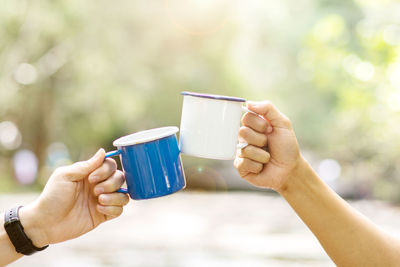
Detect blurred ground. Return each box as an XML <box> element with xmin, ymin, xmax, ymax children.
<box><xmin>3</xmin><ymin>191</ymin><xmax>400</xmax><ymax>267</ymax></box>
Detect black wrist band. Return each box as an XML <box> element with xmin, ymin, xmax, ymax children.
<box><xmin>4</xmin><ymin>206</ymin><xmax>49</xmax><ymax>255</ymax></box>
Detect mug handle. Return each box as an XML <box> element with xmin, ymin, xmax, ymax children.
<box><xmin>105</xmin><ymin>150</ymin><xmax>129</xmax><ymax>194</ymax></box>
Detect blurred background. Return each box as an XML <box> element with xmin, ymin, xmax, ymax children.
<box><xmin>2</xmin><ymin>0</ymin><xmax>400</xmax><ymax>266</ymax></box>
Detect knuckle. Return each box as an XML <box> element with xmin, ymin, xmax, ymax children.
<box><xmin>242</xmin><ymin>158</ymin><xmax>253</xmax><ymax>170</ymax></box>
<box><xmin>258</xmin><ymin>119</ymin><xmax>269</xmax><ymax>132</ymax></box>
<box><xmin>115</xmin><ymin>171</ymin><xmax>125</xmax><ymax>185</ymax></box>
<box><xmin>234</xmin><ymin>158</ymin><xmax>246</xmax><ymax>176</ymax></box>
<box><xmin>98</xmin><ymin>195</ymin><xmax>107</xmax><ymax>205</ymax></box>
<box><xmin>238</xmin><ymin>126</ymin><xmax>249</xmax><ymax>138</ymax></box>
<box><xmin>241</xmin><ymin>114</ymin><xmax>247</xmax><ymax>125</ymax></box>
<box><xmin>241</xmin><ymin>145</ymin><xmax>251</xmax><ymax>154</ymax></box>
<box><xmin>260</xmin><ymin>151</ymin><xmax>270</xmax><ymax>164</ymax></box>
<box><xmin>239</xmin><ymin>171</ymin><xmax>248</xmax><ymax>178</ymax></box>
<box><xmin>54</xmin><ymin>166</ymin><xmax>66</xmax><ymax>176</ymax></box>
<box><xmin>262</xmin><ymin>100</ymin><xmax>273</xmax><ymax>109</ymax></box>
<box><xmin>282</xmin><ymin>116</ymin><xmax>291</xmax><ymax>126</ymax></box>
<box><xmin>241</xmin><ymin>113</ymin><xmax>253</xmax><ymax>125</ymax></box>
<box><xmin>243</xmin><ymin>113</ymin><xmax>267</xmax><ymax>133</ymax></box>
<box><xmin>254</xmin><ymin>162</ymin><xmax>263</xmax><ymax>173</ymax></box>
<box><xmin>240</xmin><ymin>147</ymin><xmax>249</xmax><ymax>158</ymax></box>
<box><xmin>105</xmin><ymin>158</ymin><xmax>118</xmax><ymax>171</ymax></box>
<box><xmin>104</xmin><ymin>170</ymin><xmax>118</xmax><ymax>181</ymax></box>
<box><xmin>245</xmin><ymin>159</ymin><xmax>262</xmax><ymax>173</ymax></box>
<box><xmin>102</xmin><ymin>173</ymin><xmax>124</xmax><ymax>192</ymax></box>
<box><xmin>243</xmin><ymin>146</ymin><xmax>269</xmax><ymax>164</ymax></box>
<box><xmin>242</xmin><ymin>145</ymin><xmax>254</xmax><ymax>158</ymax></box>
<box><xmin>236</xmin><ymin>148</ymin><xmax>245</xmax><ymax>158</ymax></box>
<box><xmin>116</xmin><ymin>170</ymin><xmax>125</xmax><ymax>179</ymax></box>
<box><xmin>265</xmin><ymin>151</ymin><xmax>271</xmax><ymax>161</ymax></box>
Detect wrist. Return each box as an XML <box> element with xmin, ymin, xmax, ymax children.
<box><xmin>277</xmin><ymin>155</ymin><xmax>314</xmax><ymax>195</ymax></box>
<box><xmin>18</xmin><ymin>204</ymin><xmax>49</xmax><ymax>248</ymax></box>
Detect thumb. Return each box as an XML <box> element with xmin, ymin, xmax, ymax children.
<box><xmin>63</xmin><ymin>148</ymin><xmax>105</xmax><ymax>182</ymax></box>
<box><xmin>247</xmin><ymin>101</ymin><xmax>292</xmax><ymax>129</ymax></box>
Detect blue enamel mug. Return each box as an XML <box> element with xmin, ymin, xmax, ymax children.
<box><xmin>105</xmin><ymin>126</ymin><xmax>186</xmax><ymax>200</ymax></box>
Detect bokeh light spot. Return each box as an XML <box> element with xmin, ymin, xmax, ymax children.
<box><xmin>0</xmin><ymin>121</ymin><xmax>22</xmax><ymax>150</ymax></box>
<box><xmin>318</xmin><ymin>159</ymin><xmax>341</xmax><ymax>184</ymax></box>
<box><xmin>354</xmin><ymin>61</ymin><xmax>374</xmax><ymax>82</ymax></box>
<box><xmin>13</xmin><ymin>149</ymin><xmax>38</xmax><ymax>185</ymax></box>
<box><xmin>46</xmin><ymin>142</ymin><xmax>71</xmax><ymax>169</ymax></box>
<box><xmin>383</xmin><ymin>24</ymin><xmax>400</xmax><ymax>46</ymax></box>
<box><xmin>13</xmin><ymin>63</ymin><xmax>38</xmax><ymax>85</ymax></box>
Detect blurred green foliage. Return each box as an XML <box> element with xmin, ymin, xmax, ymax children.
<box><xmin>1</xmin><ymin>0</ymin><xmax>400</xmax><ymax>201</ymax></box>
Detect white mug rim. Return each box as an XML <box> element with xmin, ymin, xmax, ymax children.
<box><xmin>181</xmin><ymin>91</ymin><xmax>246</xmax><ymax>103</ymax></box>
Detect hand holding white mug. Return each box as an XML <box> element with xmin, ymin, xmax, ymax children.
<box><xmin>234</xmin><ymin>101</ymin><xmax>301</xmax><ymax>192</ymax></box>
<box><xmin>179</xmin><ymin>92</ymin><xmax>268</xmax><ymax>160</ymax></box>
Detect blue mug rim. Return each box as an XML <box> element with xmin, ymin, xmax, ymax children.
<box><xmin>113</xmin><ymin>126</ymin><xmax>179</xmax><ymax>147</ymax></box>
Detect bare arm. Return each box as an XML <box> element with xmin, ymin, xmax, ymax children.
<box><xmin>0</xmin><ymin>213</ymin><xmax>23</xmax><ymax>265</ymax></box>
<box><xmin>234</xmin><ymin>101</ymin><xmax>400</xmax><ymax>266</ymax></box>
<box><xmin>0</xmin><ymin>206</ymin><xmax>45</xmax><ymax>266</ymax></box>
<box><xmin>281</xmin><ymin>157</ymin><xmax>400</xmax><ymax>266</ymax></box>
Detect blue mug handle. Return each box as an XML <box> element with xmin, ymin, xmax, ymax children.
<box><xmin>105</xmin><ymin>150</ymin><xmax>129</xmax><ymax>194</ymax></box>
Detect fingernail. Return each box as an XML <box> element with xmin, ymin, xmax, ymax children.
<box><xmin>267</xmin><ymin>126</ymin><xmax>273</xmax><ymax>133</ymax></box>
<box><xmin>95</xmin><ymin>187</ymin><xmax>104</xmax><ymax>196</ymax></box>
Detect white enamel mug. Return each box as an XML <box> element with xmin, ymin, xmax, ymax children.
<box><xmin>179</xmin><ymin>91</ymin><xmax>257</xmax><ymax>160</ymax></box>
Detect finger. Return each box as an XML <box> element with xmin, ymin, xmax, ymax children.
<box><xmin>241</xmin><ymin>113</ymin><xmax>270</xmax><ymax>133</ymax></box>
<box><xmin>234</xmin><ymin>157</ymin><xmax>263</xmax><ymax>177</ymax></box>
<box><xmin>238</xmin><ymin>145</ymin><xmax>270</xmax><ymax>164</ymax></box>
<box><xmin>238</xmin><ymin>126</ymin><xmax>268</xmax><ymax>147</ymax></box>
<box><xmin>96</xmin><ymin>204</ymin><xmax>123</xmax><ymax>217</ymax></box>
<box><xmin>59</xmin><ymin>149</ymin><xmax>105</xmax><ymax>182</ymax></box>
<box><xmin>94</xmin><ymin>170</ymin><xmax>125</xmax><ymax>196</ymax></box>
<box><xmin>247</xmin><ymin>101</ymin><xmax>291</xmax><ymax>129</ymax></box>
<box><xmin>98</xmin><ymin>193</ymin><xmax>130</xmax><ymax>206</ymax></box>
<box><xmin>88</xmin><ymin>158</ymin><xmax>118</xmax><ymax>184</ymax></box>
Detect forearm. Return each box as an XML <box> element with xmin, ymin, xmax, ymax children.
<box><xmin>280</xmin><ymin>157</ymin><xmax>400</xmax><ymax>267</ymax></box>
<box><xmin>0</xmin><ymin>212</ymin><xmax>23</xmax><ymax>266</ymax></box>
